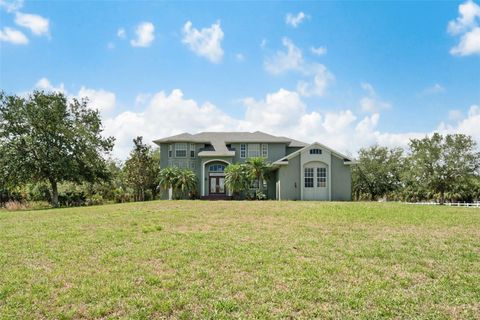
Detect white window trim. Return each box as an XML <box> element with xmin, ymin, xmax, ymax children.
<box><xmin>261</xmin><ymin>143</ymin><xmax>268</xmax><ymax>158</ymax></box>
<box><xmin>175</xmin><ymin>143</ymin><xmax>188</xmax><ymax>158</ymax></box>
<box><xmin>240</xmin><ymin>144</ymin><xmax>246</xmax><ymax>158</ymax></box>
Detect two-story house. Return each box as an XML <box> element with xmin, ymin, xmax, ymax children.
<box><xmin>153</xmin><ymin>131</ymin><xmax>354</xmax><ymax>200</ymax></box>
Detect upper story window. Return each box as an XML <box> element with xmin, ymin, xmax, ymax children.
<box><xmin>261</xmin><ymin>144</ymin><xmax>268</xmax><ymax>158</ymax></box>
<box><xmin>240</xmin><ymin>144</ymin><xmax>246</xmax><ymax>158</ymax></box>
<box><xmin>310</xmin><ymin>148</ymin><xmax>322</xmax><ymax>155</ymax></box>
<box><xmin>190</xmin><ymin>143</ymin><xmax>195</xmax><ymax>158</ymax></box>
<box><xmin>168</xmin><ymin>145</ymin><xmax>172</xmax><ymax>158</ymax></box>
<box><xmin>175</xmin><ymin>143</ymin><xmax>187</xmax><ymax>157</ymax></box>
<box><xmin>248</xmin><ymin>143</ymin><xmax>261</xmax><ymax>157</ymax></box>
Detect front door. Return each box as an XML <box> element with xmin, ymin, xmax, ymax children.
<box><xmin>209</xmin><ymin>176</ymin><xmax>226</xmax><ymax>194</ymax></box>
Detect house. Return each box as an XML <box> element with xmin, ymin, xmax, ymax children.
<box><xmin>153</xmin><ymin>131</ymin><xmax>355</xmax><ymax>200</ymax></box>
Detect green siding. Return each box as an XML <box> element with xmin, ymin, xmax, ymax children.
<box><xmin>278</xmin><ymin>156</ymin><xmax>301</xmax><ymax>200</ymax></box>
<box><xmin>331</xmin><ymin>156</ymin><xmax>352</xmax><ymax>201</ymax></box>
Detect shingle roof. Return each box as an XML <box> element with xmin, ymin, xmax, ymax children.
<box><xmin>153</xmin><ymin>131</ymin><xmax>308</xmax><ymax>148</ymax></box>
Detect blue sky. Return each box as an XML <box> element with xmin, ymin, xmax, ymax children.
<box><xmin>1</xmin><ymin>0</ymin><xmax>479</xmax><ymax>159</ymax></box>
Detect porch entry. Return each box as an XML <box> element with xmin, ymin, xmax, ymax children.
<box><xmin>209</xmin><ymin>173</ymin><xmax>226</xmax><ymax>194</ymax></box>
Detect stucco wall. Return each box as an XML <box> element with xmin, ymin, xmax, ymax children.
<box><xmin>278</xmin><ymin>156</ymin><xmax>301</xmax><ymax>200</ymax></box>
<box><xmin>331</xmin><ymin>156</ymin><xmax>352</xmax><ymax>201</ymax></box>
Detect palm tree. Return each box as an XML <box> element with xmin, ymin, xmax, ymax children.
<box><xmin>175</xmin><ymin>169</ymin><xmax>197</xmax><ymax>199</ymax></box>
<box><xmin>225</xmin><ymin>164</ymin><xmax>250</xmax><ymax>199</ymax></box>
<box><xmin>159</xmin><ymin>167</ymin><xmax>180</xmax><ymax>200</ymax></box>
<box><xmin>245</xmin><ymin>157</ymin><xmax>270</xmax><ymax>193</ymax></box>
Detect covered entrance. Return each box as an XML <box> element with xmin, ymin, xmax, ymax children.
<box><xmin>201</xmin><ymin>160</ymin><xmax>231</xmax><ymax>199</ymax></box>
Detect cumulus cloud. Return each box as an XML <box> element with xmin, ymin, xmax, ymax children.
<box><xmin>130</xmin><ymin>22</ymin><xmax>155</xmax><ymax>47</ymax></box>
<box><xmin>182</xmin><ymin>20</ymin><xmax>224</xmax><ymax>63</ymax></box>
<box><xmin>14</xmin><ymin>12</ymin><xmax>49</xmax><ymax>36</ymax></box>
<box><xmin>264</xmin><ymin>37</ymin><xmax>304</xmax><ymax>74</ymax></box>
<box><xmin>359</xmin><ymin>82</ymin><xmax>391</xmax><ymax>113</ymax></box>
<box><xmin>77</xmin><ymin>87</ymin><xmax>116</xmax><ymax>115</ymax></box>
<box><xmin>448</xmin><ymin>0</ymin><xmax>480</xmax><ymax>56</ymax></box>
<box><xmin>285</xmin><ymin>12</ymin><xmax>308</xmax><ymax>28</ymax></box>
<box><xmin>0</xmin><ymin>26</ymin><xmax>28</xmax><ymax>44</ymax></box>
<box><xmin>265</xmin><ymin>38</ymin><xmax>334</xmax><ymax>97</ymax></box>
<box><xmin>34</xmin><ymin>78</ymin><xmax>116</xmax><ymax>116</ymax></box>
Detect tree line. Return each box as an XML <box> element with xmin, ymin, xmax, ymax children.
<box><xmin>353</xmin><ymin>134</ymin><xmax>480</xmax><ymax>203</ymax></box>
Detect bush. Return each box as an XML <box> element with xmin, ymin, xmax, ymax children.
<box><xmin>4</xmin><ymin>200</ymin><xmax>28</xmax><ymax>211</ymax></box>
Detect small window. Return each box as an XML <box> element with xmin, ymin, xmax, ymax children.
<box><xmin>310</xmin><ymin>149</ymin><xmax>322</xmax><ymax>155</ymax></box>
<box><xmin>261</xmin><ymin>144</ymin><xmax>268</xmax><ymax>158</ymax></box>
<box><xmin>304</xmin><ymin>168</ymin><xmax>314</xmax><ymax>188</ymax></box>
<box><xmin>317</xmin><ymin>167</ymin><xmax>327</xmax><ymax>187</ymax></box>
<box><xmin>240</xmin><ymin>144</ymin><xmax>246</xmax><ymax>158</ymax></box>
<box><xmin>168</xmin><ymin>145</ymin><xmax>172</xmax><ymax>158</ymax></box>
<box><xmin>190</xmin><ymin>143</ymin><xmax>195</xmax><ymax>158</ymax></box>
<box><xmin>209</xmin><ymin>164</ymin><xmax>225</xmax><ymax>172</ymax></box>
<box><xmin>175</xmin><ymin>143</ymin><xmax>187</xmax><ymax>157</ymax></box>
<box><xmin>248</xmin><ymin>144</ymin><xmax>261</xmax><ymax>157</ymax></box>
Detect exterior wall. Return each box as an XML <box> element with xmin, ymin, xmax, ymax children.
<box><xmin>286</xmin><ymin>146</ymin><xmax>303</xmax><ymax>156</ymax></box>
<box><xmin>231</xmin><ymin>143</ymin><xmax>287</xmax><ymax>163</ymax></box>
<box><xmin>278</xmin><ymin>156</ymin><xmax>301</xmax><ymax>200</ymax></box>
<box><xmin>331</xmin><ymin>156</ymin><xmax>352</xmax><ymax>201</ymax></box>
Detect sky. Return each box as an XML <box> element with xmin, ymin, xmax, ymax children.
<box><xmin>1</xmin><ymin>0</ymin><xmax>479</xmax><ymax>159</ymax></box>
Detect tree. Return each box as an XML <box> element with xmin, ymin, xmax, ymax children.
<box><xmin>408</xmin><ymin>133</ymin><xmax>480</xmax><ymax>204</ymax></box>
<box><xmin>175</xmin><ymin>169</ymin><xmax>197</xmax><ymax>199</ymax></box>
<box><xmin>225</xmin><ymin>163</ymin><xmax>250</xmax><ymax>199</ymax></box>
<box><xmin>0</xmin><ymin>91</ymin><xmax>114</xmax><ymax>206</ymax></box>
<box><xmin>245</xmin><ymin>157</ymin><xmax>270</xmax><ymax>193</ymax></box>
<box><xmin>352</xmin><ymin>145</ymin><xmax>404</xmax><ymax>200</ymax></box>
<box><xmin>123</xmin><ymin>136</ymin><xmax>160</xmax><ymax>201</ymax></box>
<box><xmin>159</xmin><ymin>167</ymin><xmax>180</xmax><ymax>200</ymax></box>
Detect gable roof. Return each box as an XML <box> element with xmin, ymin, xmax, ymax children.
<box><xmin>153</xmin><ymin>131</ymin><xmax>308</xmax><ymax>148</ymax></box>
<box><xmin>272</xmin><ymin>142</ymin><xmax>355</xmax><ymax>166</ymax></box>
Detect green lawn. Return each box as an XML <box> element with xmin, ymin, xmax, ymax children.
<box><xmin>0</xmin><ymin>201</ymin><xmax>479</xmax><ymax>319</ymax></box>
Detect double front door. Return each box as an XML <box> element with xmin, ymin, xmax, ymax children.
<box><xmin>209</xmin><ymin>175</ymin><xmax>225</xmax><ymax>194</ymax></box>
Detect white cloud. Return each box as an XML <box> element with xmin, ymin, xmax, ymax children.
<box><xmin>117</xmin><ymin>27</ymin><xmax>126</xmax><ymax>39</ymax></box>
<box><xmin>438</xmin><ymin>105</ymin><xmax>480</xmax><ymax>139</ymax></box>
<box><xmin>285</xmin><ymin>12</ymin><xmax>308</xmax><ymax>28</ymax></box>
<box><xmin>0</xmin><ymin>0</ymin><xmax>23</xmax><ymax>13</ymax></box>
<box><xmin>264</xmin><ymin>37</ymin><xmax>304</xmax><ymax>74</ymax></box>
<box><xmin>260</xmin><ymin>38</ymin><xmax>267</xmax><ymax>49</ymax></box>
<box><xmin>34</xmin><ymin>78</ymin><xmax>115</xmax><ymax>115</ymax></box>
<box><xmin>448</xmin><ymin>0</ymin><xmax>480</xmax><ymax>56</ymax></box>
<box><xmin>297</xmin><ymin>64</ymin><xmax>334</xmax><ymax>97</ymax></box>
<box><xmin>77</xmin><ymin>87</ymin><xmax>116</xmax><ymax>115</ymax></box>
<box><xmin>0</xmin><ymin>26</ymin><xmax>28</xmax><ymax>44</ymax></box>
<box><xmin>311</xmin><ymin>46</ymin><xmax>327</xmax><ymax>56</ymax></box>
<box><xmin>450</xmin><ymin>26</ymin><xmax>480</xmax><ymax>56</ymax></box>
<box><xmin>130</xmin><ymin>22</ymin><xmax>155</xmax><ymax>47</ymax></box>
<box><xmin>181</xmin><ymin>20</ymin><xmax>224</xmax><ymax>63</ymax></box>
<box><xmin>421</xmin><ymin>83</ymin><xmax>445</xmax><ymax>95</ymax></box>
<box><xmin>35</xmin><ymin>78</ymin><xmax>65</xmax><ymax>93</ymax></box>
<box><xmin>14</xmin><ymin>12</ymin><xmax>49</xmax><ymax>36</ymax></box>
<box><xmin>359</xmin><ymin>82</ymin><xmax>391</xmax><ymax>113</ymax></box>
<box><xmin>264</xmin><ymin>38</ymin><xmax>334</xmax><ymax>97</ymax></box>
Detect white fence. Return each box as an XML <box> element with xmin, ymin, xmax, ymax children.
<box><xmin>405</xmin><ymin>201</ymin><xmax>480</xmax><ymax>208</ymax></box>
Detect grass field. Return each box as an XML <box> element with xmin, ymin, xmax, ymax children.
<box><xmin>0</xmin><ymin>201</ymin><xmax>479</xmax><ymax>319</ymax></box>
